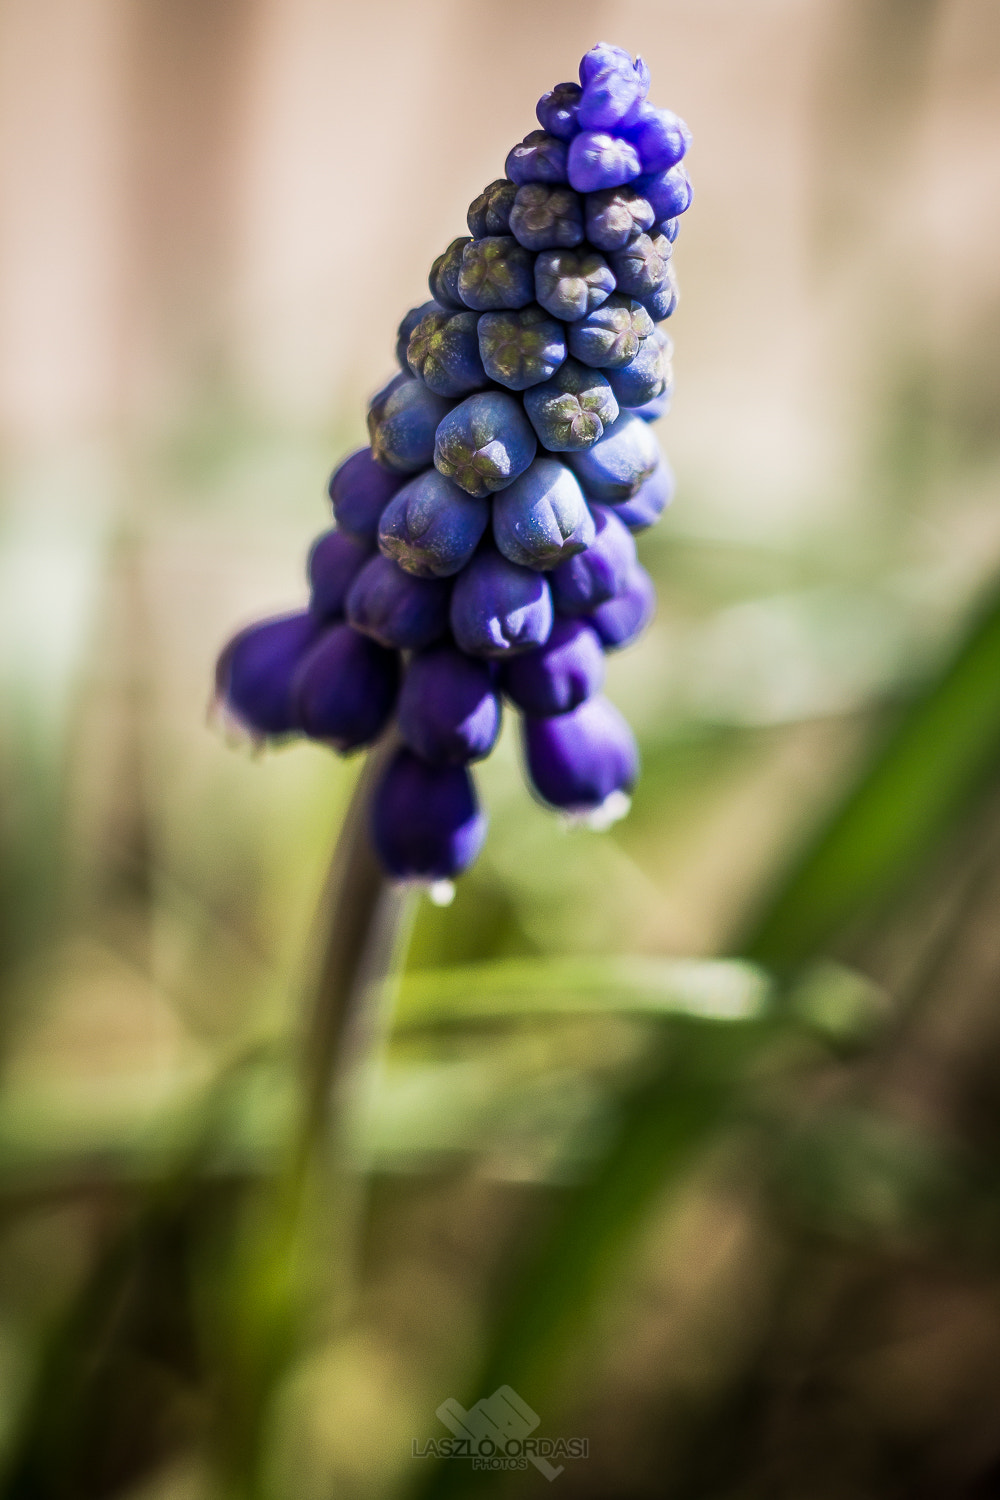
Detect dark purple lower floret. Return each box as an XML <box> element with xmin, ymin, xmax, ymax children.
<box><xmin>450</xmin><ymin>546</ymin><xmax>554</xmax><ymax>657</ymax></box>
<box><xmin>584</xmin><ymin>186</ymin><xmax>655</xmax><ymax>252</ymax></box>
<box><xmin>407</xmin><ymin>308</ymin><xmax>489</xmax><ymax>397</ymax></box>
<box><xmin>477</xmin><ymin>306</ymin><xmax>566</xmax><ymax>391</ymax></box>
<box><xmin>458</xmin><ymin>236</ymin><xmax>535</xmax><ymax>312</ymax></box>
<box><xmin>567</xmin><ymin>409</ymin><xmax>660</xmax><ymax>500</ymax></box>
<box><xmin>397</xmin><ymin>301</ymin><xmax>442</xmax><ymax>370</ymax></box>
<box><xmin>307</xmin><ymin>529</ymin><xmax>373</xmax><ymax>620</ymax></box>
<box><xmin>398</xmin><ymin>644</ymin><xmax>502</xmax><ymax>764</ymax></box>
<box><xmin>328</xmin><ymin>445</ymin><xmax>406</xmax><ymax>544</ymax></box>
<box><xmin>640</xmin><ymin>267</ymin><xmax>678</xmax><ymax>322</ymax></box>
<box><xmin>608</xmin><ymin>232</ymin><xmax>672</xmax><ymax>301</ymax></box>
<box><xmin>467</xmin><ymin>179</ymin><xmax>518</xmax><ymax>238</ymax></box>
<box><xmin>522</xmin><ymin>695</ymin><xmax>639</xmax><ymax>813</ymax></box>
<box><xmin>429</xmin><ymin>236</ymin><xmax>472</xmax><ymax>309</ymax></box>
<box><xmin>378</xmin><ymin>468</ymin><xmax>489</xmax><ymax>578</ymax></box>
<box><xmin>533</xmin><ymin>248</ymin><xmax>615</xmax><ymax>323</ymax></box>
<box><xmin>371</xmin><ymin>748</ymin><xmax>487</xmax><ymax>880</ymax></box>
<box><xmin>500</xmin><ymin>617</ymin><xmax>605</xmax><ymax>716</ymax></box>
<box><xmin>605</xmin><ymin>335</ymin><xmax>667</xmax><ymax>409</ymax></box>
<box><xmin>492</xmin><ymin>457</ymin><xmax>594</xmax><ymax>570</ymax></box>
<box><xmin>368</xmin><ymin>374</ymin><xmax>453</xmax><ymax>474</ymax></box>
<box><xmin>586</xmin><ymin>564</ymin><xmax>656</xmax><ymax>649</ymax></box>
<box><xmin>433</xmin><ymin>390</ymin><xmax>537</xmax><ymax>498</ymax></box>
<box><xmin>522</xmin><ymin>358</ymin><xmax>619</xmax><ymax>452</ymax></box>
<box><xmin>215</xmin><ymin>610</ymin><xmax>321</xmax><ymax>739</ymax></box>
<box><xmin>549</xmin><ymin>502</ymin><xmax>636</xmax><ymax>614</ymax></box>
<box><xmin>292</xmin><ymin>624</ymin><xmax>399</xmax><ymax>751</ymax></box>
<box><xmin>346</xmin><ymin>553</ymin><xmax>451</xmax><ymax>649</ymax></box>
<box><xmin>509</xmin><ymin>184</ymin><xmax>584</xmax><ymax>251</ymax></box>
<box><xmin>611</xmin><ymin>459</ymin><xmax>675</xmax><ymax>531</ymax></box>
<box><xmin>506</xmin><ymin>130</ymin><xmax>568</xmax><ymax>186</ymax></box>
<box><xmin>566</xmin><ymin>294</ymin><xmax>654</xmax><ymax>369</ymax></box>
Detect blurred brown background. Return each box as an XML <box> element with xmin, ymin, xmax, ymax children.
<box><xmin>1</xmin><ymin>2</ymin><xmax>1000</xmax><ymax>1497</ymax></box>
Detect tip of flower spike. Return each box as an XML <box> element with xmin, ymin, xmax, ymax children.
<box><xmin>559</xmin><ymin>789</ymin><xmax>632</xmax><ymax>831</ymax></box>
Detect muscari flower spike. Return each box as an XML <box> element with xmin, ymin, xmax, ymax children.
<box><xmin>213</xmin><ymin>43</ymin><xmax>691</xmax><ymax>892</ymax></box>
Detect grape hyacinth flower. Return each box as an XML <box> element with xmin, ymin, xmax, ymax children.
<box><xmin>214</xmin><ymin>41</ymin><xmax>692</xmax><ymax>885</ymax></box>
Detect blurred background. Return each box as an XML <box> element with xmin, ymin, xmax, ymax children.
<box><xmin>1</xmin><ymin>1</ymin><xmax>1000</xmax><ymax>1496</ymax></box>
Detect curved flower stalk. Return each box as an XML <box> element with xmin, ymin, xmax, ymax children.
<box><xmin>214</xmin><ymin>42</ymin><xmax>692</xmax><ymax>889</ymax></box>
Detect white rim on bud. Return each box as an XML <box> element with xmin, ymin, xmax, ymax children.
<box><xmin>558</xmin><ymin>788</ymin><xmax>632</xmax><ymax>831</ymax></box>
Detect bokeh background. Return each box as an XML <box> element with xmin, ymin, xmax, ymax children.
<box><xmin>2</xmin><ymin>2</ymin><xmax>1000</xmax><ymax>1497</ymax></box>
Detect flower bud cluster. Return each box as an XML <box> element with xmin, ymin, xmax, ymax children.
<box><xmin>214</xmin><ymin>44</ymin><xmax>691</xmax><ymax>885</ymax></box>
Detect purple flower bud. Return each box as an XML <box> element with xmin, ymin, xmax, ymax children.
<box><xmin>565</xmin><ymin>293</ymin><xmax>654</xmax><ymax>370</ymax></box>
<box><xmin>639</xmin><ymin>266</ymin><xmax>679</xmax><ymax>322</ymax></box>
<box><xmin>429</xmin><ymin>236</ymin><xmax>472</xmax><ymax>309</ymax></box>
<box><xmin>605</xmin><ymin>334</ymin><xmax>668</xmax><ymax>409</ymax></box>
<box><xmin>477</xmin><ymin>306</ymin><xmax>566</xmax><ymax>391</ymax></box>
<box><xmin>406</xmin><ymin>308</ymin><xmax>489</xmax><ymax>397</ymax></box>
<box><xmin>398</xmin><ymin>644</ymin><xmax>501</xmax><ymax>764</ymax></box>
<box><xmin>371</xmin><ymin>748</ymin><xmax>487</xmax><ymax>880</ymax></box>
<box><xmin>523</xmin><ymin>358</ymin><xmax>619</xmax><ymax>452</ymax></box>
<box><xmin>579</xmin><ymin>43</ymin><xmax>635</xmax><ymax>87</ymax></box>
<box><xmin>536</xmin><ymin>81</ymin><xmax>582</xmax><ymax>141</ymax></box>
<box><xmin>307</xmin><ymin>528</ymin><xmax>373</xmax><ymax>620</ymax></box>
<box><xmin>628</xmin><ymin>104</ymin><xmax>691</xmax><ymax>174</ymax></box>
<box><xmin>458</xmin><ymin>236</ymin><xmax>535</xmax><ymax>312</ymax></box>
<box><xmin>492</xmin><ymin>457</ymin><xmax>595</xmax><ymax>571</ymax></box>
<box><xmin>397</xmin><ymin>300</ymin><xmax>442</xmax><ymax>370</ymax></box>
<box><xmin>608</xmin><ymin>232</ymin><xmax>672</xmax><ymax>301</ymax></box>
<box><xmin>214</xmin><ymin>611</ymin><xmax>321</xmax><ymax>740</ymax></box>
<box><xmin>639</xmin><ymin>163</ymin><xmax>693</xmax><ymax>221</ymax></box>
<box><xmin>450</xmin><ymin>546</ymin><xmax>554</xmax><ymax>657</ymax></box>
<box><xmin>292</xmin><ymin>624</ymin><xmax>400</xmax><ymax>751</ymax></box>
<box><xmin>607</xmin><ymin>458</ymin><xmax>675</xmax><ymax>532</ymax></box>
<box><xmin>467</xmin><ymin>179</ymin><xmax>518</xmax><ymax>238</ymax></box>
<box><xmin>583</xmin><ymin>186</ymin><xmax>655</xmax><ymax>252</ymax></box>
<box><xmin>567</xmin><ymin>131</ymin><xmax>642</xmax><ymax>194</ymax></box>
<box><xmin>368</xmin><ymin>374</ymin><xmax>453</xmax><ymax>474</ymax></box>
<box><xmin>567</xmin><ymin>409</ymin><xmax>660</xmax><ymax>500</ymax></box>
<box><xmin>578</xmin><ymin>59</ymin><xmax>645</xmax><ymax>131</ymax></box>
<box><xmin>549</xmin><ymin>502</ymin><xmax>636</xmax><ymax>614</ymax></box>
<box><xmin>500</xmin><ymin>617</ymin><xmax>605</xmax><ymax>716</ymax></box>
<box><xmin>631</xmin><ymin>387</ymin><xmax>671</xmax><ymax>422</ymax></box>
<box><xmin>658</xmin><ymin>216</ymin><xmax>680</xmax><ymax>243</ymax></box>
<box><xmin>346</xmin><ymin>553</ymin><xmax>450</xmax><ymax>649</ymax></box>
<box><xmin>328</xmin><ymin>445</ymin><xmax>407</xmax><ymax>543</ymax></box>
<box><xmin>534</xmin><ymin>247</ymin><xmax>615</xmax><ymax>323</ymax></box>
<box><xmin>509</xmin><ymin>184</ymin><xmax>584</xmax><ymax>252</ymax></box>
<box><xmin>378</xmin><ymin>468</ymin><xmax>489</xmax><ymax>578</ymax></box>
<box><xmin>434</xmin><ymin>391</ymin><xmax>537</xmax><ymax>498</ymax></box>
<box><xmin>586</xmin><ymin>563</ymin><xmax>656</xmax><ymax>649</ymax></box>
<box><xmin>522</xmin><ymin>695</ymin><xmax>639</xmax><ymax>813</ymax></box>
<box><xmin>505</xmin><ymin>130</ymin><xmax>568</xmax><ymax>186</ymax></box>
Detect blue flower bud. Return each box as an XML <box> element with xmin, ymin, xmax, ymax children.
<box><xmin>549</xmin><ymin>502</ymin><xmax>636</xmax><ymax>613</ymax></box>
<box><xmin>630</xmin><ymin>387</ymin><xmax>671</xmax><ymax>422</ymax></box>
<box><xmin>533</xmin><ymin>247</ymin><xmax>615</xmax><ymax>322</ymax></box>
<box><xmin>215</xmin><ymin>611</ymin><xmax>321</xmax><ymax>740</ymax></box>
<box><xmin>458</xmin><ymin>236</ymin><xmax>535</xmax><ymax>311</ymax></box>
<box><xmin>638</xmin><ymin>266</ymin><xmax>679</xmax><ymax>322</ymax></box>
<box><xmin>492</xmin><ymin>457</ymin><xmax>595</xmax><ymax>570</ymax></box>
<box><xmin>346</xmin><ymin>553</ymin><xmax>451</xmax><ymax>649</ymax></box>
<box><xmin>328</xmin><ymin>445</ymin><xmax>406</xmax><ymax>543</ymax></box>
<box><xmin>406</xmin><ymin>308</ymin><xmax>489</xmax><ymax>397</ymax></box>
<box><xmin>583</xmin><ymin>187</ymin><xmax>655</xmax><ymax>252</ymax></box>
<box><xmin>640</xmin><ymin>163</ymin><xmax>693</xmax><ymax>221</ymax></box>
<box><xmin>467</xmin><ymin>179</ymin><xmax>518</xmax><ymax>238</ymax></box>
<box><xmin>398</xmin><ymin>644</ymin><xmax>501</xmax><ymax>764</ymax></box>
<box><xmin>605</xmin><ymin>333</ymin><xmax>667</xmax><ymax>409</ymax></box>
<box><xmin>450</xmin><ymin>546</ymin><xmax>554</xmax><ymax>657</ymax></box>
<box><xmin>586</xmin><ymin>563</ymin><xmax>656</xmax><ymax>648</ymax></box>
<box><xmin>429</xmin><ymin>236</ymin><xmax>472</xmax><ymax>309</ymax></box>
<box><xmin>500</xmin><ymin>617</ymin><xmax>604</xmax><ymax>716</ymax></box>
<box><xmin>368</xmin><ymin>374</ymin><xmax>453</xmax><ymax>474</ymax></box>
<box><xmin>522</xmin><ymin>694</ymin><xmax>638</xmax><ymax>813</ymax></box>
<box><xmin>509</xmin><ymin>184</ymin><xmax>584</xmax><ymax>252</ymax></box>
<box><xmin>434</xmin><ymin>391</ymin><xmax>537</xmax><ymax>497</ymax></box>
<box><xmin>606</xmin><ymin>458</ymin><xmax>674</xmax><ymax>532</ymax></box>
<box><xmin>578</xmin><ymin>59</ymin><xmax>645</xmax><ymax>131</ymax></box>
<box><xmin>566</xmin><ymin>294</ymin><xmax>654</xmax><ymax>369</ymax></box>
<box><xmin>608</xmin><ymin>232</ymin><xmax>672</xmax><ymax>301</ymax></box>
<box><xmin>567</xmin><ymin>409</ymin><xmax>660</xmax><ymax>501</ymax></box>
<box><xmin>505</xmin><ymin>130</ymin><xmax>568</xmax><ymax>186</ymax></box>
<box><xmin>522</xmin><ymin>358</ymin><xmax>619</xmax><ymax>452</ymax></box>
<box><xmin>579</xmin><ymin>43</ymin><xmax>635</xmax><ymax>87</ymax></box>
<box><xmin>658</xmin><ymin>216</ymin><xmax>680</xmax><ymax>243</ymax></box>
<box><xmin>371</xmin><ymin>748</ymin><xmax>487</xmax><ymax>880</ymax></box>
<box><xmin>627</xmin><ymin>104</ymin><xmax>691</xmax><ymax>175</ymax></box>
<box><xmin>308</xmin><ymin>528</ymin><xmax>373</xmax><ymax>620</ymax></box>
<box><xmin>477</xmin><ymin>306</ymin><xmax>566</xmax><ymax>391</ymax></box>
<box><xmin>567</xmin><ymin>131</ymin><xmax>642</xmax><ymax>194</ymax></box>
<box><xmin>378</xmin><ymin>468</ymin><xmax>489</xmax><ymax>578</ymax></box>
<box><xmin>292</xmin><ymin>624</ymin><xmax>400</xmax><ymax>750</ymax></box>
<box><xmin>397</xmin><ymin>300</ymin><xmax>442</xmax><ymax>370</ymax></box>
<box><xmin>536</xmin><ymin>81</ymin><xmax>582</xmax><ymax>141</ymax></box>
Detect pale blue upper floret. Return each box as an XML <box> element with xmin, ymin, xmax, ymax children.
<box><xmin>378</xmin><ymin>468</ymin><xmax>489</xmax><ymax>578</ymax></box>
<box><xmin>491</xmin><ymin>457</ymin><xmax>595</xmax><ymax>571</ymax></box>
<box><xmin>433</xmin><ymin>390</ymin><xmax>537</xmax><ymax>497</ymax></box>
